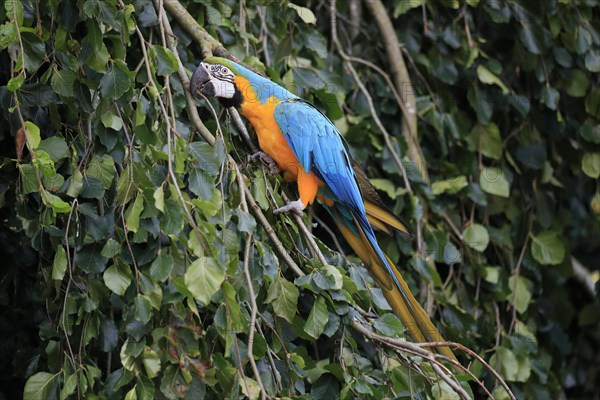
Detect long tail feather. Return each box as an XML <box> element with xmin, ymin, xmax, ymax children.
<box><xmin>332</xmin><ymin>209</ymin><xmax>456</xmax><ymax>360</ymax></box>
<box><xmin>364</xmin><ymin>200</ymin><xmax>410</xmax><ymax>237</ymax></box>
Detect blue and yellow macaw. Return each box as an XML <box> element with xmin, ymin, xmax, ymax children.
<box><xmin>191</xmin><ymin>57</ymin><xmax>454</xmax><ymax>359</ymax></box>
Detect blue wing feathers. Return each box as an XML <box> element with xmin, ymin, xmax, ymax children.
<box><xmin>274</xmin><ymin>100</ymin><xmax>364</xmax><ymax>214</ymax></box>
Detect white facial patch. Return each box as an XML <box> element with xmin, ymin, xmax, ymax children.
<box><xmin>201</xmin><ymin>62</ymin><xmax>236</xmax><ymax>99</ymax></box>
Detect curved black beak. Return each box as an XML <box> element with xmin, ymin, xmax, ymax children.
<box><xmin>190</xmin><ymin>63</ymin><xmax>215</xmax><ymax>97</ymax></box>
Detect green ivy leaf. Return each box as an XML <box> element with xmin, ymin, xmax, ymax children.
<box><xmin>491</xmin><ymin>347</ymin><xmax>531</xmax><ymax>382</ymax></box>
<box><xmin>60</xmin><ymin>372</ymin><xmax>78</xmax><ymax>400</ymax></box>
<box><xmin>519</xmin><ymin>25</ymin><xmax>542</xmax><ymax>55</ymax></box>
<box><xmin>191</xmin><ymin>188</ymin><xmax>222</xmax><ymax>217</ymax></box>
<box><xmin>154</xmin><ymin>45</ymin><xmax>178</xmax><ymax>76</ymax></box>
<box><xmin>52</xmin><ymin>246</ymin><xmax>67</xmax><ymax>281</ymax></box>
<box><xmin>75</xmin><ymin>245</ymin><xmax>108</xmax><ymax>274</ymax></box>
<box><xmin>508</xmin><ymin>275</ymin><xmax>533</xmax><ymax>314</ymax></box>
<box><xmin>266</xmin><ymin>276</ymin><xmax>299</xmax><ymax>323</ymax></box>
<box><xmin>124</xmin><ymin>194</ymin><xmax>144</xmax><ymax>233</ymax></box>
<box><xmin>134</xmin><ymin>295</ymin><xmax>153</xmax><ymax>324</ymax></box>
<box><xmin>432</xmin><ymin>176</ymin><xmax>468</xmax><ymax>195</ymax></box>
<box><xmin>564</xmin><ymin>69</ymin><xmax>589</xmax><ymax>97</ymax></box>
<box><xmin>582</xmin><ymin>152</ymin><xmax>600</xmax><ymax>178</ymax></box>
<box><xmin>0</xmin><ymin>22</ymin><xmax>18</xmax><ymax>50</ymax></box>
<box><xmin>373</xmin><ymin>314</ymin><xmax>404</xmax><ymax>336</ymax></box>
<box><xmin>312</xmin><ymin>266</ymin><xmax>343</xmax><ymax>291</ymax></box>
<box><xmin>66</xmin><ymin>169</ymin><xmax>84</xmax><ymax>197</ymax></box>
<box><xmin>472</xmin><ymin>122</ymin><xmax>503</xmax><ymax>160</ymax></box>
<box><xmin>19</xmin><ymin>164</ymin><xmax>39</xmax><ymax>194</ymax></box>
<box><xmin>38</xmin><ymin>137</ymin><xmax>69</xmax><ymax>162</ymax></box>
<box><xmin>41</xmin><ymin>190</ymin><xmax>71</xmax><ymax>213</ymax></box>
<box><xmin>531</xmin><ymin>231</ymin><xmax>565</xmax><ymax>265</ymax></box>
<box><xmin>43</xmin><ymin>173</ymin><xmax>64</xmax><ymax>192</ymax></box>
<box><xmin>34</xmin><ymin>150</ymin><xmax>56</xmax><ymax>178</ymax></box>
<box><xmin>479</xmin><ymin>167</ymin><xmax>510</xmax><ymax>198</ymax></box>
<box><xmin>304</xmin><ymin>297</ymin><xmax>328</xmax><ymax>339</ymax></box>
<box><xmin>25</xmin><ymin>121</ymin><xmax>41</xmax><ymax>150</ymax></box>
<box><xmin>101</xmin><ymin>110</ymin><xmax>123</xmax><ymax>131</ymax></box>
<box><xmin>149</xmin><ymin>251</ymin><xmax>173</xmax><ymax>282</ymax></box>
<box><xmin>187</xmin><ymin>141</ymin><xmax>225</xmax><ymax>176</ymax></box>
<box><xmin>101</xmin><ymin>238</ymin><xmax>121</xmax><ymax>258</ymax></box>
<box><xmin>153</xmin><ymin>186</ymin><xmax>164</xmax><ymax>213</ymax></box>
<box><xmin>236</xmin><ymin>209</ymin><xmax>256</xmax><ymax>234</ymax></box>
<box><xmin>585</xmin><ymin>87</ymin><xmax>600</xmax><ymax>119</ymax></box>
<box><xmin>184</xmin><ymin>257</ymin><xmax>226</xmax><ymax>305</ymax></box>
<box><xmin>476</xmin><ymin>65</ymin><xmax>509</xmax><ymax>94</ymax></box>
<box><xmin>51</xmin><ymin>69</ymin><xmax>77</xmax><ymax>97</ymax></box>
<box><xmin>541</xmin><ymin>86</ymin><xmax>560</xmax><ymax>110</ymax></box>
<box><xmin>288</xmin><ymin>3</ymin><xmax>316</xmax><ymax>24</ymax></box>
<box><xmin>103</xmin><ymin>263</ymin><xmax>132</xmax><ymax>296</ymax></box>
<box><xmin>370</xmin><ymin>178</ymin><xmax>405</xmax><ymax>199</ymax></box>
<box><xmin>100</xmin><ymin>66</ymin><xmax>131</xmax><ymax>100</ymax></box>
<box><xmin>321</xmin><ymin>265</ymin><xmax>343</xmax><ymax>290</ymax></box>
<box><xmin>86</xmin><ymin>154</ymin><xmax>115</xmax><ymax>189</ymax></box>
<box><xmin>23</xmin><ymin>372</ymin><xmax>56</xmax><ymax>400</ymax></box>
<box><xmin>585</xmin><ymin>51</ymin><xmax>600</xmax><ymax>72</ymax></box>
<box><xmin>142</xmin><ymin>347</ymin><xmax>161</xmax><ymax>378</ymax></box>
<box><xmin>463</xmin><ymin>223</ymin><xmax>490</xmax><ymax>252</ymax></box>
<box><xmin>21</xmin><ymin>32</ymin><xmax>45</xmax><ymax>72</ymax></box>
<box><xmin>83</xmin><ymin>0</ymin><xmax>123</xmax><ymax>31</ymax></box>
<box><xmin>7</xmin><ymin>74</ymin><xmax>24</xmax><ymax>92</ymax></box>
<box><xmin>222</xmin><ymin>281</ymin><xmax>245</xmax><ymax>333</ymax></box>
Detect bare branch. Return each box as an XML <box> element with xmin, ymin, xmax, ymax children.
<box><xmin>362</xmin><ymin>0</ymin><xmax>428</xmax><ymax>183</ymax></box>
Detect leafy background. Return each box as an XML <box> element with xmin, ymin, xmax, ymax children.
<box><xmin>1</xmin><ymin>0</ymin><xmax>599</xmax><ymax>399</ymax></box>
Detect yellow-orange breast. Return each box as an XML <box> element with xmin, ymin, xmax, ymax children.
<box><xmin>235</xmin><ymin>76</ymin><xmax>322</xmax><ymax>206</ymax></box>
<box><xmin>235</xmin><ymin>76</ymin><xmax>301</xmax><ymax>181</ymax></box>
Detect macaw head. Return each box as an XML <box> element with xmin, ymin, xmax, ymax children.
<box><xmin>190</xmin><ymin>56</ymin><xmax>244</xmax><ymax>108</ymax></box>
<box><xmin>190</xmin><ymin>56</ymin><xmax>297</xmax><ymax>107</ymax></box>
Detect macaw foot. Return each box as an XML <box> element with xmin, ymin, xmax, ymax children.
<box><xmin>273</xmin><ymin>199</ymin><xmax>306</xmax><ymax>215</ymax></box>
<box><xmin>249</xmin><ymin>151</ymin><xmax>281</xmax><ymax>175</ymax></box>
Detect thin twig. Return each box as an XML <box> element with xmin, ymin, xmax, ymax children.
<box><xmin>571</xmin><ymin>256</ymin><xmax>596</xmax><ymax>297</ymax></box>
<box><xmin>313</xmin><ymin>214</ymin><xmax>346</xmax><ymax>256</ymax></box>
<box><xmin>353</xmin><ymin>319</ymin><xmax>517</xmax><ymax>400</ymax></box>
<box><xmin>330</xmin><ymin>0</ymin><xmax>412</xmax><ymax>193</ymax></box>
<box><xmin>420</xmin><ymin>341</ymin><xmax>516</xmax><ymax>400</ymax></box>
<box><xmin>244</xmin><ymin>180</ymin><xmax>305</xmax><ymax>277</ymax></box>
<box><xmin>346</xmin><ymin>55</ymin><xmax>415</xmax><ymax>140</ymax></box>
<box><xmin>242</xmin><ymin>234</ymin><xmax>267</xmax><ymax>400</ymax></box>
<box><xmin>362</xmin><ymin>0</ymin><xmax>428</xmax><ymax>182</ymax></box>
<box><xmin>280</xmin><ymin>192</ymin><xmax>328</xmax><ymax>266</ymax></box>
<box><xmin>61</xmin><ymin>200</ymin><xmax>79</xmax><ymax>374</ymax></box>
<box><xmin>351</xmin><ymin>319</ymin><xmax>470</xmax><ymax>399</ymax></box>
<box><xmin>442</xmin><ymin>213</ymin><xmax>463</xmax><ymax>240</ymax></box>
<box><xmin>257</xmin><ymin>6</ymin><xmax>271</xmax><ymax>67</ymax></box>
<box><xmin>229</xmin><ymin>107</ymin><xmax>259</xmax><ymax>152</ymax></box>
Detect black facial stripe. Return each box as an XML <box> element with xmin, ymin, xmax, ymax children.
<box><xmin>218</xmin><ymin>83</ymin><xmax>243</xmax><ymax>108</ymax></box>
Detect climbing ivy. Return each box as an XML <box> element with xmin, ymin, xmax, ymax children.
<box><xmin>0</xmin><ymin>0</ymin><xmax>598</xmax><ymax>399</ymax></box>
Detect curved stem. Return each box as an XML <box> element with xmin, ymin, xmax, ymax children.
<box><xmin>362</xmin><ymin>0</ymin><xmax>428</xmax><ymax>183</ymax></box>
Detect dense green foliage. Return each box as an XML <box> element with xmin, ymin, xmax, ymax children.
<box><xmin>1</xmin><ymin>0</ymin><xmax>599</xmax><ymax>399</ymax></box>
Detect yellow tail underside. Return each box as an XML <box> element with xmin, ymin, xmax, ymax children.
<box><xmin>335</xmin><ymin>213</ymin><xmax>456</xmax><ymax>360</ymax></box>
